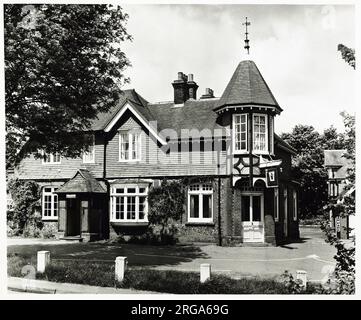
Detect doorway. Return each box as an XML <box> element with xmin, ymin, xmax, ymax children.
<box><xmin>241</xmin><ymin>193</ymin><xmax>264</xmax><ymax>242</ymax></box>
<box><xmin>66</xmin><ymin>198</ymin><xmax>81</xmax><ymax>237</ymax></box>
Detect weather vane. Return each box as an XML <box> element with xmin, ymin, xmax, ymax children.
<box><xmin>242</xmin><ymin>17</ymin><xmax>251</xmax><ymax>54</ymax></box>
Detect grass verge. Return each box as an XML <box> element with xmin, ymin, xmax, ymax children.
<box><xmin>8</xmin><ymin>254</ymin><xmax>322</xmax><ymax>294</ymax></box>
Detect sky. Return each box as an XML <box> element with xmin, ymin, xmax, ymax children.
<box><xmin>119</xmin><ymin>4</ymin><xmax>355</xmax><ymax>135</ymax></box>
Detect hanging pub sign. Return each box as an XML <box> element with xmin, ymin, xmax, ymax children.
<box><xmin>266</xmin><ymin>168</ymin><xmax>278</xmax><ymax>188</ymax></box>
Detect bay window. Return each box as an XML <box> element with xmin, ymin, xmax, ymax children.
<box><xmin>188</xmin><ymin>183</ymin><xmax>213</xmax><ymax>223</ymax></box>
<box><xmin>110</xmin><ymin>185</ymin><xmax>148</xmax><ymax>222</ymax></box>
<box><xmin>42</xmin><ymin>187</ymin><xmax>58</xmax><ymax>220</ymax></box>
<box><xmin>119</xmin><ymin>130</ymin><xmax>141</xmax><ymax>161</ymax></box>
<box><xmin>253</xmin><ymin>114</ymin><xmax>268</xmax><ymax>153</ymax></box>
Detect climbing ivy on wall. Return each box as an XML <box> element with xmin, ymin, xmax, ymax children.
<box><xmin>7</xmin><ymin>178</ymin><xmax>41</xmax><ymax>235</ymax></box>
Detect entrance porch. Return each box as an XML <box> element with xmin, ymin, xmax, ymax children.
<box><xmin>55</xmin><ymin>169</ymin><xmax>108</xmax><ymax>242</ymax></box>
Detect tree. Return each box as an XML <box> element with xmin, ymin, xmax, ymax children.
<box><xmin>338</xmin><ymin>44</ymin><xmax>355</xmax><ymax>69</ymax></box>
<box><xmin>5</xmin><ymin>4</ymin><xmax>132</xmax><ymax>168</ymax></box>
<box><xmin>281</xmin><ymin>124</ymin><xmax>346</xmax><ymax>219</ymax></box>
<box><xmin>281</xmin><ymin>125</ymin><xmax>327</xmax><ymax>218</ymax></box>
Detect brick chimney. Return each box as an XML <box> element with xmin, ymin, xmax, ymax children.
<box><xmin>200</xmin><ymin>88</ymin><xmax>215</xmax><ymax>99</ymax></box>
<box><xmin>187</xmin><ymin>73</ymin><xmax>198</xmax><ymax>100</ymax></box>
<box><xmin>172</xmin><ymin>72</ymin><xmax>189</xmax><ymax>104</ymax></box>
<box><xmin>172</xmin><ymin>72</ymin><xmax>199</xmax><ymax>104</ymax></box>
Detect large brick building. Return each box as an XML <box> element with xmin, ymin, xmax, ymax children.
<box><xmin>13</xmin><ymin>59</ymin><xmax>300</xmax><ymax>245</ymax></box>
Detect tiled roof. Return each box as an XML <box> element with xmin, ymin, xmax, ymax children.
<box><xmin>148</xmin><ymin>98</ymin><xmax>225</xmax><ymax>135</ymax></box>
<box><xmin>215</xmin><ymin>60</ymin><xmax>281</xmax><ymax>111</ymax></box>
<box><xmin>324</xmin><ymin>150</ymin><xmax>349</xmax><ymax>167</ymax></box>
<box><xmin>55</xmin><ymin>169</ymin><xmax>107</xmax><ymax>193</ymax></box>
<box><xmin>86</xmin><ymin>61</ymin><xmax>293</xmax><ymax>153</ymax></box>
<box><xmin>89</xmin><ymin>89</ymin><xmax>152</xmax><ymax>131</ymax></box>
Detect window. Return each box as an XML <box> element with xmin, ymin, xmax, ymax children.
<box><xmin>110</xmin><ymin>185</ymin><xmax>148</xmax><ymax>222</ymax></box>
<box><xmin>329</xmin><ymin>181</ymin><xmax>339</xmax><ymax>197</ymax></box>
<box><xmin>119</xmin><ymin>130</ymin><xmax>141</xmax><ymax>161</ymax></box>
<box><xmin>83</xmin><ymin>135</ymin><xmax>95</xmax><ymax>163</ymax></box>
<box><xmin>293</xmin><ymin>190</ymin><xmax>297</xmax><ymax>221</ymax></box>
<box><xmin>43</xmin><ymin>152</ymin><xmax>61</xmax><ymax>164</ymax></box>
<box><xmin>274</xmin><ymin>187</ymin><xmax>279</xmax><ymax>222</ymax></box>
<box><xmin>188</xmin><ymin>183</ymin><xmax>213</xmax><ymax>223</ymax></box>
<box><xmin>233</xmin><ymin>114</ymin><xmax>248</xmax><ymax>153</ymax></box>
<box><xmin>42</xmin><ymin>187</ymin><xmax>58</xmax><ymax>220</ymax></box>
<box><xmin>328</xmin><ymin>168</ymin><xmax>338</xmax><ymax>179</ymax></box>
<box><xmin>253</xmin><ymin>114</ymin><xmax>268</xmax><ymax>153</ymax></box>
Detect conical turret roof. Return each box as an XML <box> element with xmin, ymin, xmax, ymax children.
<box><xmin>214</xmin><ymin>60</ymin><xmax>282</xmax><ymax>112</ymax></box>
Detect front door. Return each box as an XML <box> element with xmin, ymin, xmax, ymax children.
<box><xmin>66</xmin><ymin>198</ymin><xmax>81</xmax><ymax>237</ymax></box>
<box><xmin>241</xmin><ymin>194</ymin><xmax>264</xmax><ymax>242</ymax></box>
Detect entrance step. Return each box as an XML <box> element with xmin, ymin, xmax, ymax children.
<box><xmin>59</xmin><ymin>236</ymin><xmax>83</xmax><ymax>242</ymax></box>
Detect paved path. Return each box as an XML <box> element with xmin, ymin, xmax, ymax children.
<box><xmin>8</xmin><ymin>277</ymin><xmax>160</xmax><ymax>294</ymax></box>
<box><xmin>8</xmin><ymin>226</ymin><xmax>337</xmax><ymax>282</ymax></box>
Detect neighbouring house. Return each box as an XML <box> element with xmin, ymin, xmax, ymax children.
<box><xmin>324</xmin><ymin>150</ymin><xmax>355</xmax><ymax>239</ymax></box>
<box><xmin>12</xmin><ymin>59</ymin><xmax>300</xmax><ymax>245</ymax></box>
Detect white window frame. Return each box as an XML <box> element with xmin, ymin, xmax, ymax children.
<box><xmin>269</xmin><ymin>116</ymin><xmax>274</xmax><ymax>155</ymax></box>
<box><xmin>110</xmin><ymin>185</ymin><xmax>148</xmax><ymax>222</ymax></box>
<box><xmin>293</xmin><ymin>189</ymin><xmax>297</xmax><ymax>221</ymax></box>
<box><xmin>188</xmin><ymin>183</ymin><xmax>213</xmax><ymax>223</ymax></box>
<box><xmin>274</xmin><ymin>187</ymin><xmax>279</xmax><ymax>222</ymax></box>
<box><xmin>42</xmin><ymin>187</ymin><xmax>58</xmax><ymax>220</ymax></box>
<box><xmin>118</xmin><ymin>130</ymin><xmax>141</xmax><ymax>162</ymax></box>
<box><xmin>42</xmin><ymin>151</ymin><xmax>61</xmax><ymax>164</ymax></box>
<box><xmin>232</xmin><ymin>114</ymin><xmax>248</xmax><ymax>154</ymax></box>
<box><xmin>253</xmin><ymin>113</ymin><xmax>268</xmax><ymax>154</ymax></box>
<box><xmin>83</xmin><ymin>135</ymin><xmax>95</xmax><ymax>163</ymax></box>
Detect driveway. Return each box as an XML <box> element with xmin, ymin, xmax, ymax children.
<box><xmin>8</xmin><ymin>226</ymin><xmax>336</xmax><ymax>282</ymax></box>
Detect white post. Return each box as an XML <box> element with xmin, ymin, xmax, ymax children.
<box><xmin>200</xmin><ymin>263</ymin><xmax>211</xmax><ymax>283</ymax></box>
<box><xmin>296</xmin><ymin>270</ymin><xmax>307</xmax><ymax>289</ymax></box>
<box><xmin>115</xmin><ymin>256</ymin><xmax>127</xmax><ymax>283</ymax></box>
<box><xmin>37</xmin><ymin>251</ymin><xmax>50</xmax><ymax>273</ymax></box>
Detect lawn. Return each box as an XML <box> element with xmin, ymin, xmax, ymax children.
<box><xmin>8</xmin><ymin>254</ymin><xmax>322</xmax><ymax>294</ymax></box>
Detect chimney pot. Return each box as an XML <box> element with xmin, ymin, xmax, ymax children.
<box><xmin>177</xmin><ymin>72</ymin><xmax>184</xmax><ymax>81</ymax></box>
<box><xmin>188</xmin><ymin>74</ymin><xmax>194</xmax><ymax>82</ymax></box>
<box><xmin>200</xmin><ymin>88</ymin><xmax>215</xmax><ymax>99</ymax></box>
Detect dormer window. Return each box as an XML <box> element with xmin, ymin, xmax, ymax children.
<box><xmin>233</xmin><ymin>114</ymin><xmax>248</xmax><ymax>153</ymax></box>
<box><xmin>253</xmin><ymin>114</ymin><xmax>268</xmax><ymax>153</ymax></box>
<box><xmin>42</xmin><ymin>151</ymin><xmax>61</xmax><ymax>164</ymax></box>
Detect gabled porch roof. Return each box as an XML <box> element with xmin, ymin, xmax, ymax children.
<box><xmin>55</xmin><ymin>169</ymin><xmax>107</xmax><ymax>194</ymax></box>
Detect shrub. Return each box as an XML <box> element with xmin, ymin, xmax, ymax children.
<box><xmin>41</xmin><ymin>223</ymin><xmax>58</xmax><ymax>239</ymax></box>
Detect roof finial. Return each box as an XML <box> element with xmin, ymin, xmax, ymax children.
<box><xmin>242</xmin><ymin>17</ymin><xmax>251</xmax><ymax>55</ymax></box>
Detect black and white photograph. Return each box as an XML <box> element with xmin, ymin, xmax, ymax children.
<box><xmin>2</xmin><ymin>0</ymin><xmax>357</xmax><ymax>300</ymax></box>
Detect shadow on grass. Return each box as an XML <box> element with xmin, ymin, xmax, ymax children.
<box><xmin>7</xmin><ymin>242</ymin><xmax>208</xmax><ymax>268</ymax></box>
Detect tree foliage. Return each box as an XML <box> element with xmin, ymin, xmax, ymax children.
<box><xmin>5</xmin><ymin>4</ymin><xmax>132</xmax><ymax>168</ymax></box>
<box><xmin>147</xmin><ymin>180</ymin><xmax>185</xmax><ymax>244</ymax></box>
<box><xmin>338</xmin><ymin>44</ymin><xmax>355</xmax><ymax>69</ymax></box>
<box><xmin>281</xmin><ymin>124</ymin><xmax>344</xmax><ymax>218</ymax></box>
